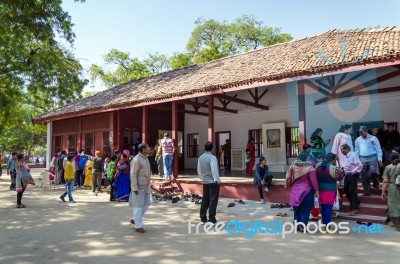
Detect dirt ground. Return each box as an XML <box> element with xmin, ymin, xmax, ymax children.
<box><xmin>0</xmin><ymin>168</ymin><xmax>399</xmax><ymax>264</ymax></box>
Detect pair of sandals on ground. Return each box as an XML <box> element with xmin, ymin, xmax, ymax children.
<box><xmin>227</xmin><ymin>199</ymin><xmax>245</xmax><ymax>207</ymax></box>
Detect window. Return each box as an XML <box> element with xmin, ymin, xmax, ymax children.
<box><xmin>54</xmin><ymin>136</ymin><xmax>62</xmax><ymax>154</ymax></box>
<box><xmin>67</xmin><ymin>134</ymin><xmax>76</xmax><ymax>153</ymax></box>
<box><xmin>248</xmin><ymin>129</ymin><xmax>263</xmax><ymax>157</ymax></box>
<box><xmin>187</xmin><ymin>133</ymin><xmax>199</xmax><ymax>158</ymax></box>
<box><xmin>286</xmin><ymin>127</ymin><xmax>300</xmax><ymax>157</ymax></box>
<box><xmin>103</xmin><ymin>131</ymin><xmax>111</xmax><ymax>158</ymax></box>
<box><xmin>85</xmin><ymin>133</ymin><xmax>94</xmax><ymax>155</ymax></box>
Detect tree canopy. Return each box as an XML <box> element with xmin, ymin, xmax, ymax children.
<box><xmin>0</xmin><ymin>0</ymin><xmax>87</xmax><ymax>153</ymax></box>
<box><xmin>90</xmin><ymin>15</ymin><xmax>292</xmax><ymax>87</ymax></box>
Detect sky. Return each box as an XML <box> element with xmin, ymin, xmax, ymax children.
<box><xmin>61</xmin><ymin>0</ymin><xmax>400</xmax><ymax>91</ymax></box>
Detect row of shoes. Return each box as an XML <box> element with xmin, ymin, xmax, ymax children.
<box><xmin>270</xmin><ymin>203</ymin><xmax>291</xmax><ymax>209</ymax></box>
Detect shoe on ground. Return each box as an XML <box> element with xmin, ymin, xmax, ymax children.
<box><xmin>261</xmin><ymin>199</ymin><xmax>265</xmax><ymax>204</ymax></box>
<box><xmin>69</xmin><ymin>200</ymin><xmax>75</xmax><ymax>203</ymax></box>
<box><xmin>388</xmin><ymin>221</ymin><xmax>395</xmax><ymax>227</ymax></box>
<box><xmin>349</xmin><ymin>209</ymin><xmax>358</xmax><ymax>215</ymax></box>
<box><xmin>135</xmin><ymin>227</ymin><xmax>145</xmax><ymax>233</ymax></box>
<box><xmin>264</xmin><ymin>187</ymin><xmax>269</xmax><ymax>192</ymax></box>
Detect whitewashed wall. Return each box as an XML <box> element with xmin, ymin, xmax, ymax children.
<box><xmin>184</xmin><ymin>84</ymin><xmax>294</xmax><ymax>169</ymax></box>
<box><xmin>184</xmin><ymin>66</ymin><xmax>400</xmax><ymax>170</ymax></box>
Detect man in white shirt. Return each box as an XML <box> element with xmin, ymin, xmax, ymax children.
<box><xmin>197</xmin><ymin>141</ymin><xmax>221</xmax><ymax>224</ymax></box>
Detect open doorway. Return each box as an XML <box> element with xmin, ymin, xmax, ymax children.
<box><xmin>215</xmin><ymin>131</ymin><xmax>231</xmax><ymax>169</ymax></box>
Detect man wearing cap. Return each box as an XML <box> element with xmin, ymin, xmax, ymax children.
<box><xmin>130</xmin><ymin>143</ymin><xmax>151</xmax><ymax>233</ymax></box>
<box><xmin>355</xmin><ymin>126</ymin><xmax>383</xmax><ymax>196</ymax></box>
<box><xmin>160</xmin><ymin>132</ymin><xmax>175</xmax><ymax>179</ymax></box>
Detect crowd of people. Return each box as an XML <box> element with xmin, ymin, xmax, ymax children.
<box><xmin>285</xmin><ymin>124</ymin><xmax>400</xmax><ymax>232</ymax></box>
<box><xmin>0</xmin><ymin>133</ymin><xmax>176</xmax><ymax>234</ymax></box>
<box><xmin>2</xmin><ymin>123</ymin><xmax>399</xmax><ymax>233</ymax></box>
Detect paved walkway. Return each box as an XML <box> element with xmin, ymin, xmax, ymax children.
<box><xmin>0</xmin><ymin>169</ymin><xmax>399</xmax><ymax>264</ymax></box>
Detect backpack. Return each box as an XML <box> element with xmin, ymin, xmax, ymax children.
<box><xmin>78</xmin><ymin>156</ymin><xmax>88</xmax><ymax>170</ymax></box>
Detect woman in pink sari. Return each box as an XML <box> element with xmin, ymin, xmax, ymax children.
<box><xmin>286</xmin><ymin>151</ymin><xmax>319</xmax><ymax>232</ymax></box>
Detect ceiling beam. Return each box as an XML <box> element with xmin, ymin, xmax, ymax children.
<box><xmin>181</xmin><ymin>99</ymin><xmax>238</xmax><ymax>114</ymax></box>
<box><xmin>314</xmin><ymin>69</ymin><xmax>400</xmax><ymax>105</ymax></box>
<box><xmin>147</xmin><ymin>104</ymin><xmax>208</xmax><ymax>116</ymax></box>
<box><xmin>213</xmin><ymin>93</ymin><xmax>269</xmax><ymax>110</ymax></box>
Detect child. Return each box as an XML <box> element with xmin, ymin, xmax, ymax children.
<box><xmin>245</xmin><ymin>149</ymin><xmax>251</xmax><ymax>169</ymax></box>
<box><xmin>60</xmin><ymin>154</ymin><xmax>75</xmax><ymax>203</ymax></box>
<box><xmin>107</xmin><ymin>155</ymin><xmax>117</xmax><ymax>201</ymax></box>
<box><xmin>102</xmin><ymin>158</ymin><xmax>110</xmax><ymax>187</ymax></box>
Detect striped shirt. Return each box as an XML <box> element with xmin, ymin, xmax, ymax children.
<box><xmin>161</xmin><ymin>137</ymin><xmax>174</xmax><ymax>155</ymax></box>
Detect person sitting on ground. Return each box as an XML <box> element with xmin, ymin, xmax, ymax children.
<box><xmin>253</xmin><ymin>156</ymin><xmax>273</xmax><ymax>204</ymax></box>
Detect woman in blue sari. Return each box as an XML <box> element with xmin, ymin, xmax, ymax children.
<box><xmin>114</xmin><ymin>154</ymin><xmax>130</xmax><ymax>201</ymax></box>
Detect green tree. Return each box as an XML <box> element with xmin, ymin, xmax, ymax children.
<box><xmin>231</xmin><ymin>15</ymin><xmax>293</xmax><ymax>52</ymax></box>
<box><xmin>186</xmin><ymin>17</ymin><xmax>234</xmax><ymax>64</ymax></box>
<box><xmin>143</xmin><ymin>52</ymin><xmax>170</xmax><ymax>74</ymax></box>
<box><xmin>0</xmin><ymin>0</ymin><xmax>87</xmax><ymax>151</ymax></box>
<box><xmin>90</xmin><ymin>15</ymin><xmax>293</xmax><ymax>86</ymax></box>
<box><xmin>90</xmin><ymin>49</ymin><xmax>151</xmax><ymax>88</ymax></box>
<box><xmin>169</xmin><ymin>52</ymin><xmax>193</xmax><ymax>70</ymax></box>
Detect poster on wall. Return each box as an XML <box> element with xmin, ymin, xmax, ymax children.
<box><xmin>266</xmin><ymin>129</ymin><xmax>281</xmax><ymax>148</ymax></box>
<box><xmin>231</xmin><ymin>148</ymin><xmax>244</xmax><ymax>170</ymax></box>
<box><xmin>262</xmin><ymin>122</ymin><xmax>286</xmax><ymax>165</ymax></box>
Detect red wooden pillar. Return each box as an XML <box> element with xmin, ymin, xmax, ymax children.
<box><xmin>142</xmin><ymin>106</ymin><xmax>148</xmax><ymax>144</ymax></box>
<box><xmin>208</xmin><ymin>95</ymin><xmax>214</xmax><ymax>151</ymax></box>
<box><xmin>298</xmin><ymin>81</ymin><xmax>307</xmax><ymax>147</ymax></box>
<box><xmin>116</xmin><ymin>110</ymin><xmax>121</xmax><ymax>151</ymax></box>
<box><xmin>172</xmin><ymin>101</ymin><xmax>179</xmax><ymax>178</ymax></box>
<box><xmin>208</xmin><ymin>95</ymin><xmax>214</xmax><ymax>142</ymax></box>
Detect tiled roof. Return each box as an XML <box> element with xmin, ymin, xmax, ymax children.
<box><xmin>35</xmin><ymin>27</ymin><xmax>400</xmax><ymax>122</ymax></box>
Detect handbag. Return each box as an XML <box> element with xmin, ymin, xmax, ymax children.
<box><xmin>332</xmin><ymin>188</ymin><xmax>342</xmax><ymax>211</ymax></box>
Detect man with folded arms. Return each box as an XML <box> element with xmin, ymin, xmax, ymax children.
<box><xmin>355</xmin><ymin>126</ymin><xmax>383</xmax><ymax>196</ymax></box>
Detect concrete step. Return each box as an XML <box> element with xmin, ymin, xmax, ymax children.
<box><xmin>342</xmin><ymin>202</ymin><xmax>387</xmax><ymax>216</ymax></box>
<box><xmin>337</xmin><ymin>212</ymin><xmax>387</xmax><ymax>224</ymax></box>
<box><xmin>356</xmin><ymin>187</ymin><xmax>382</xmax><ymax>195</ymax></box>
<box><xmin>341</xmin><ymin>194</ymin><xmax>386</xmax><ymax>205</ymax></box>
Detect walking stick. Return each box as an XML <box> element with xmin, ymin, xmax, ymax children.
<box><xmin>116</xmin><ymin>193</ymin><xmax>130</xmax><ymax>201</ymax></box>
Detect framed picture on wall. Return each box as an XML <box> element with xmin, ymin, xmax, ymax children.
<box><xmin>266</xmin><ymin>129</ymin><xmax>281</xmax><ymax>148</ymax></box>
